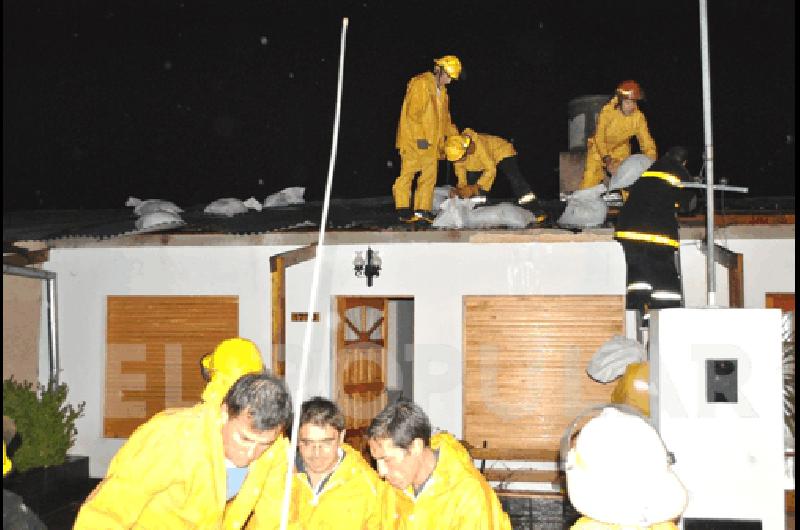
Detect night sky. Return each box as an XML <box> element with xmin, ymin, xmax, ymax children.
<box><xmin>3</xmin><ymin>0</ymin><xmax>795</xmax><ymax>211</ymax></box>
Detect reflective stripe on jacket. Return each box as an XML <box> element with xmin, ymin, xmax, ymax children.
<box><xmin>453</xmin><ymin>128</ymin><xmax>517</xmax><ymax>191</ymax></box>
<box><xmin>391</xmin><ymin>432</ymin><xmax>511</xmax><ymax>529</ymax></box>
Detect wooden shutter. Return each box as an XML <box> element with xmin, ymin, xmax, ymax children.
<box><xmin>463</xmin><ymin>295</ymin><xmax>624</xmax><ymax>453</ymax></box>
<box><xmin>104</xmin><ymin>295</ymin><xmax>238</xmax><ymax>437</ymax></box>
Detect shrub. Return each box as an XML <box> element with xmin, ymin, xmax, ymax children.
<box><xmin>2</xmin><ymin>378</ymin><xmax>85</xmax><ymax>472</ymax></box>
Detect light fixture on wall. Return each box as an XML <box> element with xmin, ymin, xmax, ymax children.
<box><xmin>353</xmin><ymin>247</ymin><xmax>381</xmax><ymax>287</ymax></box>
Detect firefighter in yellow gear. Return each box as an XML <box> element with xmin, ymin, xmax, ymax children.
<box><xmin>74</xmin><ymin>371</ymin><xmax>292</xmax><ymax>529</ymax></box>
<box><xmin>3</xmin><ymin>441</ymin><xmax>11</xmax><ymax>477</ymax></box>
<box><xmin>580</xmin><ymin>80</ymin><xmax>657</xmax><ymax>190</ymax></box>
<box><xmin>445</xmin><ymin>128</ymin><xmax>546</xmax><ymax>220</ymax></box>
<box><xmin>393</xmin><ymin>55</ymin><xmax>461</xmax><ymax>223</ymax></box>
<box><xmin>610</xmin><ymin>362</ymin><xmax>650</xmax><ymax>416</ymax></box>
<box><xmin>368</xmin><ymin>401</ymin><xmax>511</xmax><ymax>529</ymax></box>
<box><xmin>564</xmin><ymin>406</ymin><xmax>687</xmax><ymax>529</ymax></box>
<box><xmin>201</xmin><ymin>337</ymin><xmax>265</xmax><ymax>406</ymax></box>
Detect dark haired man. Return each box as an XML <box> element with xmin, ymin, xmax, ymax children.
<box><xmin>251</xmin><ymin>396</ymin><xmax>388</xmax><ymax>528</ymax></box>
<box><xmin>74</xmin><ymin>372</ymin><xmax>292</xmax><ymax>529</ymax></box>
<box><xmin>367</xmin><ymin>400</ymin><xmax>510</xmax><ymax>529</ymax></box>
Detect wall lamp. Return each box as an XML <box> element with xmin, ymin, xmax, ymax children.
<box><xmin>353</xmin><ymin>247</ymin><xmax>382</xmax><ymax>287</ymax></box>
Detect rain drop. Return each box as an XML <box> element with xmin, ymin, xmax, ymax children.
<box><xmin>386</xmin><ymin>160</ymin><xmax>394</xmax><ymax>168</ymax></box>
<box><xmin>260</xmin><ymin>36</ymin><xmax>268</xmax><ymax>45</ymax></box>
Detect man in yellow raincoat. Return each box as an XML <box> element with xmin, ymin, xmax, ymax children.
<box><xmin>74</xmin><ymin>368</ymin><xmax>293</xmax><ymax>529</ymax></box>
<box><xmin>367</xmin><ymin>400</ymin><xmax>511</xmax><ymax>529</ymax></box>
<box><xmin>444</xmin><ymin>128</ymin><xmax>547</xmax><ymax>221</ymax></box>
<box><xmin>393</xmin><ymin>55</ymin><xmax>461</xmax><ymax>224</ymax></box>
<box><xmin>579</xmin><ymin>80</ymin><xmax>657</xmax><ymax>190</ymax></box>
<box><xmin>251</xmin><ymin>396</ymin><xmax>389</xmax><ymax>529</ymax></box>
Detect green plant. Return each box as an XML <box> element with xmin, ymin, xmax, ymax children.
<box><xmin>2</xmin><ymin>378</ymin><xmax>85</xmax><ymax>472</ymax></box>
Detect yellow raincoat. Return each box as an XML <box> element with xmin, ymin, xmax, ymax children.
<box><xmin>74</xmin><ymin>402</ymin><xmax>289</xmax><ymax>529</ymax></box>
<box><xmin>610</xmin><ymin>362</ymin><xmax>650</xmax><ymax>416</ymax></box>
<box><xmin>571</xmin><ymin>517</ymin><xmax>678</xmax><ymax>529</ymax></box>
<box><xmin>391</xmin><ymin>432</ymin><xmax>511</xmax><ymax>529</ymax></box>
<box><xmin>452</xmin><ymin>128</ymin><xmax>517</xmax><ymax>192</ymax></box>
<box><xmin>581</xmin><ymin>97</ymin><xmax>657</xmax><ymax>189</ymax></box>
<box><xmin>276</xmin><ymin>443</ymin><xmax>390</xmax><ymax>529</ymax></box>
<box><xmin>393</xmin><ymin>71</ymin><xmax>458</xmax><ymax>211</ymax></box>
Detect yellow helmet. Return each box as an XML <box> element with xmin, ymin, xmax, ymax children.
<box><xmin>444</xmin><ymin>134</ymin><xmax>472</xmax><ymax>162</ymax></box>
<box><xmin>200</xmin><ymin>338</ymin><xmax>264</xmax><ymax>406</ymax></box>
<box><xmin>434</xmin><ymin>55</ymin><xmax>462</xmax><ymax>80</ymax></box>
<box><xmin>3</xmin><ymin>442</ymin><xmax>11</xmax><ymax>476</ymax></box>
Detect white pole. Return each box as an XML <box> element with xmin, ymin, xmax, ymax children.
<box><xmin>699</xmin><ymin>0</ymin><xmax>716</xmax><ymax>306</ymax></box>
<box><xmin>279</xmin><ymin>17</ymin><xmax>349</xmax><ymax>530</ymax></box>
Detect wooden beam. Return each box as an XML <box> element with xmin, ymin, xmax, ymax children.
<box><xmin>269</xmin><ymin>244</ymin><xmax>317</xmax><ymax>378</ymax></box>
<box><xmin>269</xmin><ymin>244</ymin><xmax>317</xmax><ymax>272</ymax></box>
<box><xmin>700</xmin><ymin>244</ymin><xmax>745</xmax><ymax>308</ymax></box>
<box><xmin>3</xmin><ymin>248</ymin><xmax>49</xmax><ymax>267</ymax></box>
<box><xmin>271</xmin><ymin>256</ymin><xmax>286</xmax><ymax>377</ymax></box>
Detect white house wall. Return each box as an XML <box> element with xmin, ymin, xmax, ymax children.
<box><xmin>41</xmin><ymin>245</ymin><xmax>295</xmax><ymax>477</ymax></box>
<box><xmin>36</xmin><ymin>231</ymin><xmax>793</xmax><ymax>477</ymax></box>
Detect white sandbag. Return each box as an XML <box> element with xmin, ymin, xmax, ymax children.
<box><xmin>263</xmin><ymin>187</ymin><xmax>305</xmax><ymax>207</ymax></box>
<box><xmin>134</xmin><ymin>210</ymin><xmax>185</xmax><ymax>231</ymax></box>
<box><xmin>469</xmin><ymin>202</ymin><xmax>534</xmax><ymax>228</ymax></box>
<box><xmin>432</xmin><ymin>198</ymin><xmax>535</xmax><ymax>229</ymax></box>
<box><xmin>432</xmin><ymin>197</ymin><xmax>474</xmax><ymax>228</ymax></box>
<box><xmin>586</xmin><ymin>335</ymin><xmax>647</xmax><ymax>383</ymax></box>
<box><xmin>557</xmin><ymin>184</ymin><xmax>608</xmax><ymax>228</ymax></box>
<box><xmin>433</xmin><ymin>186</ymin><xmax>454</xmax><ymax>212</ymax></box>
<box><xmin>126</xmin><ymin>197</ymin><xmax>183</xmax><ymax>216</ymax></box>
<box><xmin>608</xmin><ymin>154</ymin><xmax>654</xmax><ymax>191</ymax></box>
<box><xmin>204</xmin><ymin>197</ymin><xmax>263</xmax><ymax>216</ymax></box>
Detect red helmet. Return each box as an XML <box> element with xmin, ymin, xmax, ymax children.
<box><xmin>616</xmin><ymin>80</ymin><xmax>643</xmax><ymax>100</ymax></box>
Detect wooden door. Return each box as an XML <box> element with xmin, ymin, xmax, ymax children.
<box><xmin>335</xmin><ymin>297</ymin><xmax>388</xmax><ymax>454</ymax></box>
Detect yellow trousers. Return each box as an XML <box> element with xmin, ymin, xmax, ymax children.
<box><xmin>392</xmin><ymin>150</ymin><xmax>438</xmax><ymax>211</ymax></box>
<box><xmin>580</xmin><ymin>141</ymin><xmax>632</xmax><ymax>189</ymax></box>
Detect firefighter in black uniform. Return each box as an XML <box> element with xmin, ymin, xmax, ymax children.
<box><xmin>614</xmin><ymin>146</ymin><xmax>694</xmax><ymax>321</ymax></box>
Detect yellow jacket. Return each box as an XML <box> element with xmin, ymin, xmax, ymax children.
<box><xmin>611</xmin><ymin>362</ymin><xmax>650</xmax><ymax>416</ymax></box>
<box><xmin>589</xmin><ymin>97</ymin><xmax>657</xmax><ymax>163</ymax></box>
<box><xmin>74</xmin><ymin>403</ymin><xmax>289</xmax><ymax>529</ymax></box>
<box><xmin>392</xmin><ymin>432</ymin><xmax>511</xmax><ymax>529</ymax></box>
<box><xmin>571</xmin><ymin>516</ymin><xmax>679</xmax><ymax>529</ymax></box>
<box><xmin>285</xmin><ymin>443</ymin><xmax>389</xmax><ymax>529</ymax></box>
<box><xmin>395</xmin><ymin>72</ymin><xmax>458</xmax><ymax>157</ymax></box>
<box><xmin>453</xmin><ymin>129</ymin><xmax>517</xmax><ymax>192</ymax></box>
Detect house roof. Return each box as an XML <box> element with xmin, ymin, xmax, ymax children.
<box><xmin>2</xmin><ymin>196</ymin><xmax>794</xmax><ymax>247</ymax></box>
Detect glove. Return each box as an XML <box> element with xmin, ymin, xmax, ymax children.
<box><xmin>456</xmin><ymin>184</ymin><xmax>480</xmax><ymax>199</ymax></box>
<box><xmin>416</xmin><ymin>139</ymin><xmax>430</xmax><ymax>150</ymax></box>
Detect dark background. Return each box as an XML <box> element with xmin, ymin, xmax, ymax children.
<box><xmin>3</xmin><ymin>0</ymin><xmax>795</xmax><ymax>211</ymax></box>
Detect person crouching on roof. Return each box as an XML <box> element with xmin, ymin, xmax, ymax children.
<box><xmin>579</xmin><ymin>80</ymin><xmax>658</xmax><ymax>190</ymax></box>
<box><xmin>444</xmin><ymin>128</ymin><xmax>547</xmax><ymax>222</ymax></box>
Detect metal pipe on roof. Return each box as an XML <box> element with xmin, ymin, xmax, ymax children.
<box><xmin>699</xmin><ymin>0</ymin><xmax>717</xmax><ymax>306</ymax></box>
<box><xmin>3</xmin><ymin>264</ymin><xmax>60</xmax><ymax>384</ymax></box>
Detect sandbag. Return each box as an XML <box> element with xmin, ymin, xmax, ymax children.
<box><xmin>586</xmin><ymin>335</ymin><xmax>647</xmax><ymax>383</ymax></box>
<box><xmin>608</xmin><ymin>154</ymin><xmax>654</xmax><ymax>191</ymax></box>
<box><xmin>134</xmin><ymin>210</ymin><xmax>185</xmax><ymax>231</ymax></box>
<box><xmin>557</xmin><ymin>184</ymin><xmax>608</xmax><ymax>228</ymax></box>
<box><xmin>263</xmin><ymin>187</ymin><xmax>305</xmax><ymax>207</ymax></box>
<box><xmin>125</xmin><ymin>197</ymin><xmax>183</xmax><ymax>216</ymax></box>
<box><xmin>204</xmin><ymin>197</ymin><xmax>263</xmax><ymax>216</ymax></box>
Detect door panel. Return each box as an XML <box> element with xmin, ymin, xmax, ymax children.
<box><xmin>335</xmin><ymin>297</ymin><xmax>388</xmax><ymax>454</ymax></box>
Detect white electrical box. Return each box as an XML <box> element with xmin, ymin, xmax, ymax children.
<box><xmin>650</xmin><ymin>308</ymin><xmax>785</xmax><ymax>530</ymax></box>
